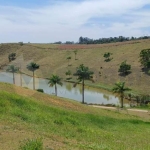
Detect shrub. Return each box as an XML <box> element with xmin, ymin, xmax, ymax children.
<box><xmin>36</xmin><ymin>89</ymin><xmax>44</xmax><ymax>93</ymax></box>
<box><xmin>8</xmin><ymin>53</ymin><xmax>16</xmax><ymax>62</ymax></box>
<box><xmin>19</xmin><ymin>138</ymin><xmax>43</xmax><ymax>150</ymax></box>
<box><xmin>139</xmin><ymin>49</ymin><xmax>150</xmax><ymax>69</ymax></box>
<box><xmin>103</xmin><ymin>52</ymin><xmax>113</xmax><ymax>62</ymax></box>
<box><xmin>18</xmin><ymin>42</ymin><xmax>24</xmax><ymax>46</ymax></box>
<box><xmin>118</xmin><ymin>61</ymin><xmax>131</xmax><ymax>75</ymax></box>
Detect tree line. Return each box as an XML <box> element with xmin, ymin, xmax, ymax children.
<box><xmin>53</xmin><ymin>35</ymin><xmax>150</xmax><ymax>45</ymax></box>
<box><xmin>78</xmin><ymin>36</ymin><xmax>150</xmax><ymax>44</ymax></box>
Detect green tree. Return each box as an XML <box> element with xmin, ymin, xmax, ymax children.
<box><xmin>27</xmin><ymin>62</ymin><xmax>39</xmax><ymax>90</ymax></box>
<box><xmin>8</xmin><ymin>53</ymin><xmax>16</xmax><ymax>62</ymax></box>
<box><xmin>118</xmin><ymin>61</ymin><xmax>131</xmax><ymax>75</ymax></box>
<box><xmin>73</xmin><ymin>64</ymin><xmax>94</xmax><ymax>104</ymax></box>
<box><xmin>112</xmin><ymin>82</ymin><xmax>131</xmax><ymax>108</ymax></box>
<box><xmin>6</xmin><ymin>65</ymin><xmax>18</xmax><ymax>84</ymax></box>
<box><xmin>48</xmin><ymin>75</ymin><xmax>63</xmax><ymax>96</ymax></box>
<box><xmin>67</xmin><ymin>56</ymin><xmax>71</xmax><ymax>66</ymax></box>
<box><xmin>73</xmin><ymin>50</ymin><xmax>78</xmax><ymax>60</ymax></box>
<box><xmin>139</xmin><ymin>49</ymin><xmax>150</xmax><ymax>69</ymax></box>
<box><xmin>103</xmin><ymin>52</ymin><xmax>112</xmax><ymax>62</ymax></box>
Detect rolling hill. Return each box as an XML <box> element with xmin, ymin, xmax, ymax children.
<box><xmin>0</xmin><ymin>39</ymin><xmax>150</xmax><ymax>94</ymax></box>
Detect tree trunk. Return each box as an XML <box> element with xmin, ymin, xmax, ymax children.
<box><xmin>13</xmin><ymin>72</ymin><xmax>15</xmax><ymax>84</ymax></box>
<box><xmin>82</xmin><ymin>79</ymin><xmax>84</xmax><ymax>103</ymax></box>
<box><xmin>55</xmin><ymin>84</ymin><xmax>57</xmax><ymax>96</ymax></box>
<box><xmin>20</xmin><ymin>65</ymin><xmax>22</xmax><ymax>87</ymax></box>
<box><xmin>75</xmin><ymin>54</ymin><xmax>76</xmax><ymax>60</ymax></box>
<box><xmin>121</xmin><ymin>95</ymin><xmax>123</xmax><ymax>108</ymax></box>
<box><xmin>33</xmin><ymin>71</ymin><xmax>35</xmax><ymax>90</ymax></box>
<box><xmin>20</xmin><ymin>71</ymin><xmax>22</xmax><ymax>87</ymax></box>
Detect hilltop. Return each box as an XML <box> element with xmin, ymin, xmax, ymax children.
<box><xmin>0</xmin><ymin>82</ymin><xmax>150</xmax><ymax>150</ymax></box>
<box><xmin>0</xmin><ymin>39</ymin><xmax>150</xmax><ymax>94</ymax></box>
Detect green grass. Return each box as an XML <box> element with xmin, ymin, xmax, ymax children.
<box><xmin>19</xmin><ymin>138</ymin><xmax>43</xmax><ymax>150</ymax></box>
<box><xmin>0</xmin><ymin>88</ymin><xmax>150</xmax><ymax>150</ymax></box>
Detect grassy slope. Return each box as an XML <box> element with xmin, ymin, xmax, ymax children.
<box><xmin>0</xmin><ymin>83</ymin><xmax>150</xmax><ymax>150</ymax></box>
<box><xmin>0</xmin><ymin>40</ymin><xmax>150</xmax><ymax>94</ymax></box>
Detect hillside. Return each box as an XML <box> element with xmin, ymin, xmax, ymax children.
<box><xmin>0</xmin><ymin>82</ymin><xmax>150</xmax><ymax>150</ymax></box>
<box><xmin>0</xmin><ymin>39</ymin><xmax>150</xmax><ymax>94</ymax></box>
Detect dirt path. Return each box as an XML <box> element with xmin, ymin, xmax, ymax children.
<box><xmin>90</xmin><ymin>105</ymin><xmax>150</xmax><ymax>120</ymax></box>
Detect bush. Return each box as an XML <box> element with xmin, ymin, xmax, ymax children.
<box><xmin>18</xmin><ymin>42</ymin><xmax>24</xmax><ymax>46</ymax></box>
<box><xmin>8</xmin><ymin>53</ymin><xmax>16</xmax><ymax>62</ymax></box>
<box><xmin>118</xmin><ymin>61</ymin><xmax>131</xmax><ymax>75</ymax></box>
<box><xmin>36</xmin><ymin>89</ymin><xmax>44</xmax><ymax>93</ymax></box>
<box><xmin>139</xmin><ymin>49</ymin><xmax>150</xmax><ymax>69</ymax></box>
<box><xmin>103</xmin><ymin>52</ymin><xmax>113</xmax><ymax>62</ymax></box>
<box><xmin>19</xmin><ymin>138</ymin><xmax>43</xmax><ymax>150</ymax></box>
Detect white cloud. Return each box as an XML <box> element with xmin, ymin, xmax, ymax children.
<box><xmin>0</xmin><ymin>0</ymin><xmax>150</xmax><ymax>42</ymax></box>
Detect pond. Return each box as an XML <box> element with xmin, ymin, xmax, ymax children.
<box><xmin>0</xmin><ymin>72</ymin><xmax>129</xmax><ymax>106</ymax></box>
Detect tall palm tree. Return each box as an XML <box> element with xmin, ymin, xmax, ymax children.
<box><xmin>27</xmin><ymin>62</ymin><xmax>39</xmax><ymax>90</ymax></box>
<box><xmin>48</xmin><ymin>74</ymin><xmax>63</xmax><ymax>96</ymax></box>
<box><xmin>112</xmin><ymin>82</ymin><xmax>131</xmax><ymax>108</ymax></box>
<box><xmin>6</xmin><ymin>65</ymin><xmax>18</xmax><ymax>84</ymax></box>
<box><xmin>73</xmin><ymin>64</ymin><xmax>94</xmax><ymax>104</ymax></box>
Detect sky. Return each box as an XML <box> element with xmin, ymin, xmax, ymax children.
<box><xmin>0</xmin><ymin>0</ymin><xmax>150</xmax><ymax>43</ymax></box>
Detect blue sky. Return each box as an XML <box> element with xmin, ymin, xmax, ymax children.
<box><xmin>0</xmin><ymin>0</ymin><xmax>150</xmax><ymax>43</ymax></box>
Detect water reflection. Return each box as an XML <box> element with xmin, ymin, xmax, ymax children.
<box><xmin>65</xmin><ymin>82</ymin><xmax>72</xmax><ymax>92</ymax></box>
<box><xmin>103</xmin><ymin>94</ymin><xmax>110</xmax><ymax>101</ymax></box>
<box><xmin>0</xmin><ymin>72</ymin><xmax>126</xmax><ymax>105</ymax></box>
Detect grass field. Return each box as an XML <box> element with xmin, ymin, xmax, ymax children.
<box><xmin>0</xmin><ymin>82</ymin><xmax>150</xmax><ymax>150</ymax></box>
<box><xmin>0</xmin><ymin>39</ymin><xmax>150</xmax><ymax>94</ymax></box>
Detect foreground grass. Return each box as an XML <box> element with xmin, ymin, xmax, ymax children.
<box><xmin>0</xmin><ymin>83</ymin><xmax>150</xmax><ymax>149</ymax></box>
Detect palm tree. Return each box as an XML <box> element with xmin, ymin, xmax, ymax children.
<box><xmin>112</xmin><ymin>82</ymin><xmax>131</xmax><ymax>108</ymax></box>
<box><xmin>48</xmin><ymin>74</ymin><xmax>63</xmax><ymax>96</ymax></box>
<box><xmin>73</xmin><ymin>50</ymin><xmax>78</xmax><ymax>60</ymax></box>
<box><xmin>6</xmin><ymin>65</ymin><xmax>18</xmax><ymax>84</ymax></box>
<box><xmin>67</xmin><ymin>56</ymin><xmax>71</xmax><ymax>66</ymax></box>
<box><xmin>27</xmin><ymin>62</ymin><xmax>39</xmax><ymax>90</ymax></box>
<box><xmin>73</xmin><ymin>64</ymin><xmax>94</xmax><ymax>104</ymax></box>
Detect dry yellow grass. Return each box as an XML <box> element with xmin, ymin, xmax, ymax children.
<box><xmin>0</xmin><ymin>39</ymin><xmax>150</xmax><ymax>94</ymax></box>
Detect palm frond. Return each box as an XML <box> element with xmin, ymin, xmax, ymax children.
<box><xmin>6</xmin><ymin>65</ymin><xmax>18</xmax><ymax>73</ymax></box>
<box><xmin>27</xmin><ymin>62</ymin><xmax>39</xmax><ymax>71</ymax></box>
<box><xmin>73</xmin><ymin>64</ymin><xmax>94</xmax><ymax>81</ymax></box>
<box><xmin>48</xmin><ymin>74</ymin><xmax>63</xmax><ymax>87</ymax></box>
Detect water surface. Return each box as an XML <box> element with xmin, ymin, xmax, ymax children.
<box><xmin>0</xmin><ymin>72</ymin><xmax>127</xmax><ymax>106</ymax></box>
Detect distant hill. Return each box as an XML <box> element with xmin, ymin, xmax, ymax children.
<box><xmin>0</xmin><ymin>39</ymin><xmax>150</xmax><ymax>94</ymax></box>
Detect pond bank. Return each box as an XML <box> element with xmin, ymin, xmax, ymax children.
<box><xmin>90</xmin><ymin>105</ymin><xmax>150</xmax><ymax>120</ymax></box>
